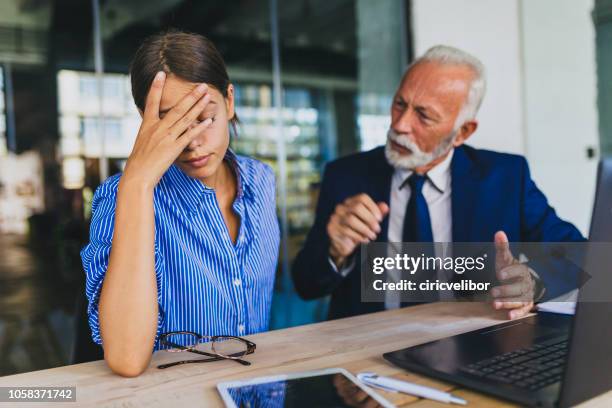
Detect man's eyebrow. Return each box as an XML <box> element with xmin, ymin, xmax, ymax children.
<box><xmin>159</xmin><ymin>100</ymin><xmax>217</xmax><ymax>115</ymax></box>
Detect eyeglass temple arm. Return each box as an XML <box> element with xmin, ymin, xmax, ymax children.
<box><xmin>158</xmin><ymin>355</ymin><xmax>251</xmax><ymax>369</ymax></box>
<box><xmin>188</xmin><ymin>349</ymin><xmax>251</xmax><ymax>365</ymax></box>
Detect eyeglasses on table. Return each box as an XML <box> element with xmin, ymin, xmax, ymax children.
<box><xmin>157</xmin><ymin>331</ymin><xmax>256</xmax><ymax>369</ymax></box>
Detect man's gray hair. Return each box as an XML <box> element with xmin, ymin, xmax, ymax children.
<box><xmin>408</xmin><ymin>45</ymin><xmax>487</xmax><ymax>127</ymax></box>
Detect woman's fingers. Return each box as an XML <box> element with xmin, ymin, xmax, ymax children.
<box><xmin>160</xmin><ymin>83</ymin><xmax>208</xmax><ymax>128</ymax></box>
<box><xmin>176</xmin><ymin>118</ymin><xmax>213</xmax><ymax>149</ymax></box>
<box><xmin>143</xmin><ymin>72</ymin><xmax>166</xmax><ymax>123</ymax></box>
<box><xmin>168</xmin><ymin>93</ymin><xmax>211</xmax><ymax>139</ymax></box>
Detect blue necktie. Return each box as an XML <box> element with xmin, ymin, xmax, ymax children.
<box><xmin>402</xmin><ymin>173</ymin><xmax>434</xmax><ymax>243</ymax></box>
<box><xmin>401</xmin><ymin>173</ymin><xmax>436</xmax><ymax>305</ymax></box>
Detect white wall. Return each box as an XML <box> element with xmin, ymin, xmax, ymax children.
<box><xmin>411</xmin><ymin>0</ymin><xmax>599</xmax><ymax>235</ymax></box>
<box><xmin>520</xmin><ymin>0</ymin><xmax>598</xmax><ymax>236</ymax></box>
<box><xmin>412</xmin><ymin>0</ymin><xmax>525</xmax><ymax>155</ymax></box>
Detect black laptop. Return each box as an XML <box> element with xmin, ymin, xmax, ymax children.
<box><xmin>383</xmin><ymin>159</ymin><xmax>612</xmax><ymax>408</ymax></box>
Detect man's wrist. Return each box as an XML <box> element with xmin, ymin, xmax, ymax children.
<box><xmin>328</xmin><ymin>254</ymin><xmax>356</xmax><ymax>277</ymax></box>
<box><xmin>332</xmin><ymin>256</ymin><xmax>346</xmax><ymax>269</ymax></box>
<box><xmin>329</xmin><ymin>248</ymin><xmax>347</xmax><ymax>270</ymax></box>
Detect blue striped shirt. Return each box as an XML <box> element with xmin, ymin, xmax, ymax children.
<box><xmin>81</xmin><ymin>150</ymin><xmax>280</xmax><ymax>350</ymax></box>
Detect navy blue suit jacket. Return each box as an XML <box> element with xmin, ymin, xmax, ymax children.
<box><xmin>292</xmin><ymin>145</ymin><xmax>585</xmax><ymax>320</ymax></box>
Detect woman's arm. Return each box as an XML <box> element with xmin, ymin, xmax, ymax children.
<box><xmin>98</xmin><ymin>179</ymin><xmax>157</xmax><ymax>377</ymax></box>
<box><xmin>97</xmin><ymin>72</ymin><xmax>213</xmax><ymax>376</ymax></box>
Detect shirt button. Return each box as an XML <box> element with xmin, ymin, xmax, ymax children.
<box><xmin>238</xmin><ymin>325</ymin><xmax>245</xmax><ymax>333</ymax></box>
<box><xmin>233</xmin><ymin>278</ymin><xmax>242</xmax><ymax>286</ymax></box>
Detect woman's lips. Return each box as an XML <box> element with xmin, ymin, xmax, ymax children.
<box><xmin>184</xmin><ymin>154</ymin><xmax>212</xmax><ymax>168</ymax></box>
<box><xmin>391</xmin><ymin>140</ymin><xmax>412</xmax><ymax>155</ymax></box>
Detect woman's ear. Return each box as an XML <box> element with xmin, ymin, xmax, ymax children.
<box><xmin>226</xmin><ymin>84</ymin><xmax>235</xmax><ymax>120</ymax></box>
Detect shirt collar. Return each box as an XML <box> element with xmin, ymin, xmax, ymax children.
<box><xmin>394</xmin><ymin>148</ymin><xmax>454</xmax><ymax>193</ymax></box>
<box><xmin>225</xmin><ymin>148</ymin><xmax>249</xmax><ymax>201</ymax></box>
<box><xmin>165</xmin><ymin>148</ymin><xmax>249</xmax><ymax>213</ymax></box>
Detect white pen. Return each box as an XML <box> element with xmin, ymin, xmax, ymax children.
<box><xmin>357</xmin><ymin>372</ymin><xmax>467</xmax><ymax>405</ymax></box>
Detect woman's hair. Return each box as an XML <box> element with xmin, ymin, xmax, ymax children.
<box><xmin>129</xmin><ymin>30</ymin><xmax>238</xmax><ymax>130</ymax></box>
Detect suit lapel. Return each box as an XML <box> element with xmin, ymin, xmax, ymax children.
<box><xmin>451</xmin><ymin>146</ymin><xmax>482</xmax><ymax>242</ymax></box>
<box><xmin>357</xmin><ymin>148</ymin><xmax>392</xmax><ymax>315</ymax></box>
<box><xmin>368</xmin><ymin>148</ymin><xmax>394</xmax><ymax>242</ymax></box>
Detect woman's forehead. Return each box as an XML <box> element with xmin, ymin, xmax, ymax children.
<box><xmin>159</xmin><ymin>74</ymin><xmax>222</xmax><ymax>111</ymax></box>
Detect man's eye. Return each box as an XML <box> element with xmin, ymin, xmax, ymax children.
<box><xmin>416</xmin><ymin>110</ymin><xmax>430</xmax><ymax>121</ymax></box>
<box><xmin>394</xmin><ymin>100</ymin><xmax>406</xmax><ymax>108</ymax></box>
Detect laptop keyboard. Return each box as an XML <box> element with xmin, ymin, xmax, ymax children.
<box><xmin>460</xmin><ymin>337</ymin><xmax>568</xmax><ymax>391</ymax></box>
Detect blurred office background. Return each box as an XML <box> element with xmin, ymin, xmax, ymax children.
<box><xmin>0</xmin><ymin>0</ymin><xmax>609</xmax><ymax>375</ymax></box>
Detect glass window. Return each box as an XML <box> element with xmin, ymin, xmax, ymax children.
<box><xmin>79</xmin><ymin>77</ymin><xmax>98</xmax><ymax>99</ymax></box>
<box><xmin>271</xmin><ymin>0</ymin><xmax>408</xmax><ymax>327</ymax></box>
<box><xmin>0</xmin><ymin>0</ymin><xmax>96</xmax><ymax>376</ymax></box>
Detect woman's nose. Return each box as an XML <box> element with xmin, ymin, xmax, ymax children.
<box><xmin>186</xmin><ymin>128</ymin><xmax>203</xmax><ymax>150</ymax></box>
<box><xmin>188</xmin><ymin>137</ymin><xmax>201</xmax><ymax>148</ymax></box>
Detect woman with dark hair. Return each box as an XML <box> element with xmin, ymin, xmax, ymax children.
<box><xmin>80</xmin><ymin>31</ymin><xmax>280</xmax><ymax>377</ymax></box>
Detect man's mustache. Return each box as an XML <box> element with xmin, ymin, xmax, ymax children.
<box><xmin>388</xmin><ymin>130</ymin><xmax>420</xmax><ymax>151</ymax></box>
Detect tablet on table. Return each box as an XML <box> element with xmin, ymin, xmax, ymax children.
<box><xmin>217</xmin><ymin>367</ymin><xmax>394</xmax><ymax>408</ymax></box>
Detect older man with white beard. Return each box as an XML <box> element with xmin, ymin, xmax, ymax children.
<box><xmin>292</xmin><ymin>45</ymin><xmax>585</xmax><ymax>321</ymax></box>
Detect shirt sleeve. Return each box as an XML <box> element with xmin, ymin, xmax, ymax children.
<box><xmin>80</xmin><ymin>176</ymin><xmax>166</xmax><ymax>349</ymax></box>
<box><xmin>327</xmin><ymin>255</ymin><xmax>356</xmax><ymax>277</ymax></box>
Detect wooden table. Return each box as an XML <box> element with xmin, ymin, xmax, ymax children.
<box><xmin>0</xmin><ymin>302</ymin><xmax>610</xmax><ymax>407</ymax></box>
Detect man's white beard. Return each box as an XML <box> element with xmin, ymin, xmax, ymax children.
<box><xmin>384</xmin><ymin>128</ymin><xmax>456</xmax><ymax>170</ymax></box>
